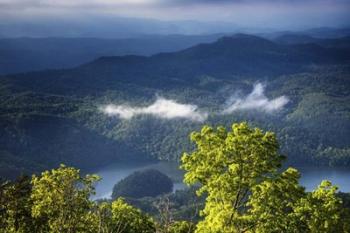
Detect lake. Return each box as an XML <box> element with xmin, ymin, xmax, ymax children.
<box><xmin>92</xmin><ymin>161</ymin><xmax>350</xmax><ymax>200</ymax></box>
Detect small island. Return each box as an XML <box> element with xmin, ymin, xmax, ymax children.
<box><xmin>112</xmin><ymin>169</ymin><xmax>174</xmax><ymax>199</ymax></box>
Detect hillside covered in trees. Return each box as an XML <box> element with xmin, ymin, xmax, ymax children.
<box><xmin>0</xmin><ymin>34</ymin><xmax>350</xmax><ymax>178</ymax></box>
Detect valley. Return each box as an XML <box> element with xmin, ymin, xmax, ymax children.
<box><xmin>0</xmin><ymin>34</ymin><xmax>349</xmax><ymax>179</ymax></box>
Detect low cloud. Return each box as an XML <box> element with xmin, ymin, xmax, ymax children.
<box><xmin>222</xmin><ymin>83</ymin><xmax>289</xmax><ymax>114</ymax></box>
<box><xmin>102</xmin><ymin>97</ymin><xmax>208</xmax><ymax>122</ymax></box>
<box><xmin>102</xmin><ymin>84</ymin><xmax>287</xmax><ymax>122</ymax></box>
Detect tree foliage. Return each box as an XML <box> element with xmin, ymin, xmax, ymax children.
<box><xmin>181</xmin><ymin>122</ymin><xmax>349</xmax><ymax>233</ymax></box>
<box><xmin>168</xmin><ymin>221</ymin><xmax>195</xmax><ymax>233</ymax></box>
<box><xmin>30</xmin><ymin>164</ymin><xmax>100</xmax><ymax>233</ymax></box>
<box><xmin>93</xmin><ymin>199</ymin><xmax>156</xmax><ymax>233</ymax></box>
<box><xmin>247</xmin><ymin>168</ymin><xmax>306</xmax><ymax>232</ymax></box>
<box><xmin>181</xmin><ymin>122</ymin><xmax>284</xmax><ymax>232</ymax></box>
<box><xmin>0</xmin><ymin>176</ymin><xmax>36</xmax><ymax>233</ymax></box>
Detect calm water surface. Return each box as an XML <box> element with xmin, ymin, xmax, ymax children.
<box><xmin>93</xmin><ymin>162</ymin><xmax>350</xmax><ymax>200</ymax></box>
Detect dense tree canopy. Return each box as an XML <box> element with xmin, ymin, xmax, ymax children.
<box><xmin>0</xmin><ymin>176</ymin><xmax>36</xmax><ymax>233</ymax></box>
<box><xmin>94</xmin><ymin>199</ymin><xmax>156</xmax><ymax>233</ymax></box>
<box><xmin>30</xmin><ymin>164</ymin><xmax>100</xmax><ymax>233</ymax></box>
<box><xmin>181</xmin><ymin>122</ymin><xmax>350</xmax><ymax>233</ymax></box>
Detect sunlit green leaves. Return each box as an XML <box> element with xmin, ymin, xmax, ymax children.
<box><xmin>30</xmin><ymin>164</ymin><xmax>100</xmax><ymax>233</ymax></box>
<box><xmin>181</xmin><ymin>122</ymin><xmax>284</xmax><ymax>232</ymax></box>
<box><xmin>181</xmin><ymin>122</ymin><xmax>349</xmax><ymax>233</ymax></box>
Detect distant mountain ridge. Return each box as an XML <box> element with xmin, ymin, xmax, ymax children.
<box><xmin>275</xmin><ymin>34</ymin><xmax>350</xmax><ymax>49</ymax></box>
<box><xmin>42</xmin><ymin>34</ymin><xmax>350</xmax><ymax>93</ymax></box>
<box><xmin>0</xmin><ymin>34</ymin><xmax>223</xmax><ymax>75</ymax></box>
<box><xmin>3</xmin><ymin>34</ymin><xmax>349</xmax><ymax>97</ymax></box>
<box><xmin>1</xmin><ymin>27</ymin><xmax>350</xmax><ymax>75</ymax></box>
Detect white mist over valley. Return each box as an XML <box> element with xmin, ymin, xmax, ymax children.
<box><xmin>222</xmin><ymin>83</ymin><xmax>289</xmax><ymax>114</ymax></box>
<box><xmin>101</xmin><ymin>82</ymin><xmax>289</xmax><ymax>121</ymax></box>
<box><xmin>101</xmin><ymin>97</ymin><xmax>208</xmax><ymax>122</ymax></box>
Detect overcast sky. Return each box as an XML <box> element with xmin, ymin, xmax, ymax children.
<box><xmin>0</xmin><ymin>0</ymin><xmax>349</xmax><ymax>36</ymax></box>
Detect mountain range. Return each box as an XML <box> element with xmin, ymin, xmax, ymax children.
<box><xmin>1</xmin><ymin>27</ymin><xmax>350</xmax><ymax>75</ymax></box>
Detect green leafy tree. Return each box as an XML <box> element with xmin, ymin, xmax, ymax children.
<box><xmin>92</xmin><ymin>202</ymin><xmax>114</xmax><ymax>233</ymax></box>
<box><xmin>248</xmin><ymin>170</ymin><xmax>347</xmax><ymax>233</ymax></box>
<box><xmin>0</xmin><ymin>176</ymin><xmax>37</xmax><ymax>233</ymax></box>
<box><xmin>294</xmin><ymin>181</ymin><xmax>345</xmax><ymax>233</ymax></box>
<box><xmin>181</xmin><ymin>122</ymin><xmax>349</xmax><ymax>233</ymax></box>
<box><xmin>30</xmin><ymin>164</ymin><xmax>100</xmax><ymax>233</ymax></box>
<box><xmin>91</xmin><ymin>199</ymin><xmax>156</xmax><ymax>233</ymax></box>
<box><xmin>181</xmin><ymin>122</ymin><xmax>284</xmax><ymax>232</ymax></box>
<box><xmin>247</xmin><ymin>168</ymin><xmax>307</xmax><ymax>232</ymax></box>
<box><xmin>109</xmin><ymin>198</ymin><xmax>156</xmax><ymax>233</ymax></box>
<box><xmin>338</xmin><ymin>192</ymin><xmax>350</xmax><ymax>232</ymax></box>
<box><xmin>168</xmin><ymin>221</ymin><xmax>195</xmax><ymax>233</ymax></box>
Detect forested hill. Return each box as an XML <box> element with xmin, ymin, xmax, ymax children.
<box><xmin>0</xmin><ymin>34</ymin><xmax>349</xmax><ymax>178</ymax></box>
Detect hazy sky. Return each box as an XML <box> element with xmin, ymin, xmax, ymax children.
<box><xmin>0</xmin><ymin>0</ymin><xmax>349</xmax><ymax>36</ymax></box>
